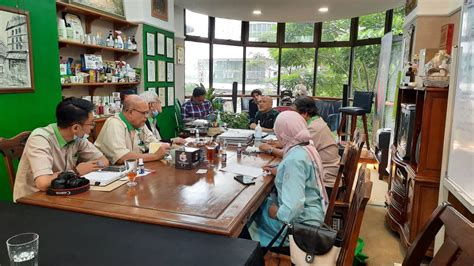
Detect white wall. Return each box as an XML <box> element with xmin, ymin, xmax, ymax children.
<box><xmin>124</xmin><ymin>0</ymin><xmax>175</xmax><ymax>32</ymax></box>
<box><xmin>174</xmin><ymin>6</ymin><xmax>185</xmax><ymax>102</ymax></box>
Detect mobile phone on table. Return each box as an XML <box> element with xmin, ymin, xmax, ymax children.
<box><xmin>101</xmin><ymin>165</ymin><xmax>126</xmax><ymax>172</ymax></box>
<box><xmin>234</xmin><ymin>175</ymin><xmax>255</xmax><ymax>185</ymax></box>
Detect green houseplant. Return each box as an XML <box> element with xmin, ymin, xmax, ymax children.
<box><xmin>195</xmin><ymin>83</ymin><xmax>224</xmax><ymax>112</ymax></box>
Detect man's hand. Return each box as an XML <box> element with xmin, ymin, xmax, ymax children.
<box><xmin>154</xmin><ymin>143</ymin><xmax>171</xmax><ymax>160</ymax></box>
<box><xmin>249</xmin><ymin>123</ymin><xmax>257</xmax><ymax>129</ymax></box>
<box><xmin>262</xmin><ymin>165</ymin><xmax>277</xmax><ymax>176</ymax></box>
<box><xmin>76</xmin><ymin>161</ymin><xmax>102</xmax><ymax>175</ymax></box>
<box><xmin>259</xmin><ymin>143</ymin><xmax>272</xmax><ymax>153</ymax></box>
<box><xmin>171</xmin><ymin>137</ymin><xmax>186</xmax><ymax>145</ymax></box>
<box><xmin>268</xmin><ymin>202</ymin><xmax>279</xmax><ymax>219</ymax></box>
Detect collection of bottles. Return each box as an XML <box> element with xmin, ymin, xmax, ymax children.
<box><xmin>102</xmin><ymin>30</ymin><xmax>137</xmax><ymax>51</ymax></box>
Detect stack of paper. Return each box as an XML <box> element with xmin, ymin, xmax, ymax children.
<box><xmin>83</xmin><ymin>171</ymin><xmax>124</xmax><ymax>186</ymax></box>
<box><xmin>217</xmin><ymin>129</ymin><xmax>268</xmax><ymax>146</ymax></box>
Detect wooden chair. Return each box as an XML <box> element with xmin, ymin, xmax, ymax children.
<box><xmin>0</xmin><ymin>131</ymin><xmax>31</xmax><ymax>190</ymax></box>
<box><xmin>337</xmin><ymin>163</ymin><xmax>373</xmax><ymax>265</ymax></box>
<box><xmin>403</xmin><ymin>202</ymin><xmax>474</xmax><ymax>266</ymax></box>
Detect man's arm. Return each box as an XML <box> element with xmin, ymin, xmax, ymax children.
<box><xmin>116</xmin><ymin>144</ymin><xmax>169</xmax><ymax>164</ymax></box>
<box><xmin>35</xmin><ymin>173</ymin><xmax>60</xmax><ymax>191</ymax></box>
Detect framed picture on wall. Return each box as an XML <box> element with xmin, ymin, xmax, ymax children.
<box><xmin>167</xmin><ymin>62</ymin><xmax>174</xmax><ymax>82</ymax></box>
<box><xmin>158</xmin><ymin>87</ymin><xmax>166</xmax><ymax>106</ymax></box>
<box><xmin>147</xmin><ymin>60</ymin><xmax>156</xmax><ymax>82</ymax></box>
<box><xmin>167</xmin><ymin>87</ymin><xmax>174</xmax><ymax>106</ymax></box>
<box><xmin>0</xmin><ymin>6</ymin><xmax>35</xmax><ymax>94</ymax></box>
<box><xmin>176</xmin><ymin>46</ymin><xmax>185</xmax><ymax>64</ymax></box>
<box><xmin>166</xmin><ymin>37</ymin><xmax>173</xmax><ymax>58</ymax></box>
<box><xmin>157</xmin><ymin>33</ymin><xmax>165</xmax><ymax>55</ymax></box>
<box><xmin>70</xmin><ymin>0</ymin><xmax>125</xmax><ymax>19</ymax></box>
<box><xmin>405</xmin><ymin>0</ymin><xmax>417</xmax><ymax>16</ymax></box>
<box><xmin>158</xmin><ymin>61</ymin><xmax>166</xmax><ymax>82</ymax></box>
<box><xmin>151</xmin><ymin>0</ymin><xmax>168</xmax><ymax>21</ymax></box>
<box><xmin>148</xmin><ymin>87</ymin><xmax>156</xmax><ymax>93</ymax></box>
<box><xmin>146</xmin><ymin>32</ymin><xmax>155</xmax><ymax>56</ymax></box>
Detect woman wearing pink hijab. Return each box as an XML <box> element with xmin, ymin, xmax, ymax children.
<box><xmin>248</xmin><ymin>111</ymin><xmax>328</xmax><ymax>247</ymax></box>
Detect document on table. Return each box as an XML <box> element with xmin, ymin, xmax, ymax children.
<box><xmin>220</xmin><ymin>164</ymin><xmax>263</xmax><ymax>178</ymax></box>
<box><xmin>84</xmin><ymin>171</ymin><xmax>125</xmax><ymax>186</ymax></box>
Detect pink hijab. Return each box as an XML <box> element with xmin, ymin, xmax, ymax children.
<box><xmin>274</xmin><ymin>111</ymin><xmax>329</xmax><ymax>207</ymax></box>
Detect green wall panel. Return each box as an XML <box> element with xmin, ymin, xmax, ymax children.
<box><xmin>0</xmin><ymin>0</ymin><xmax>61</xmax><ymax>201</ymax></box>
<box><xmin>142</xmin><ymin>23</ymin><xmax>177</xmax><ymax>140</ymax></box>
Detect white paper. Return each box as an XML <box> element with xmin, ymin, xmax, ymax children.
<box><xmin>147</xmin><ymin>32</ymin><xmax>155</xmax><ymax>56</ymax></box>
<box><xmin>158</xmin><ymin>87</ymin><xmax>166</xmax><ymax>107</ymax></box>
<box><xmin>221</xmin><ymin>164</ymin><xmax>263</xmax><ymax>178</ymax></box>
<box><xmin>147</xmin><ymin>60</ymin><xmax>156</xmax><ymax>82</ymax></box>
<box><xmin>158</xmin><ymin>61</ymin><xmax>166</xmax><ymax>82</ymax></box>
<box><xmin>157</xmin><ymin>33</ymin><xmax>165</xmax><ymax>55</ymax></box>
<box><xmin>84</xmin><ymin>171</ymin><xmax>124</xmax><ymax>186</ymax></box>
<box><xmin>196</xmin><ymin>169</ymin><xmax>208</xmax><ymax>174</ymax></box>
<box><xmin>166</xmin><ymin>37</ymin><xmax>173</xmax><ymax>58</ymax></box>
<box><xmin>167</xmin><ymin>87</ymin><xmax>174</xmax><ymax>106</ymax></box>
<box><xmin>167</xmin><ymin>62</ymin><xmax>174</xmax><ymax>82</ymax></box>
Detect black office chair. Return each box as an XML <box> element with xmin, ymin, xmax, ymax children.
<box><xmin>315</xmin><ymin>99</ymin><xmax>342</xmax><ymax>132</ymax></box>
<box><xmin>337</xmin><ymin>91</ymin><xmax>374</xmax><ymax>149</ymax></box>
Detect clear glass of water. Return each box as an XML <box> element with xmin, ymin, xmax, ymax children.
<box><xmin>6</xmin><ymin>232</ymin><xmax>39</xmax><ymax>266</ymax></box>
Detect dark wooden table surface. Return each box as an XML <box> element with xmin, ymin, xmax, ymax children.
<box><xmin>18</xmin><ymin>151</ymin><xmax>278</xmax><ymax>237</ymax></box>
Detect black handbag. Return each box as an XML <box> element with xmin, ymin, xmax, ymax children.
<box><xmin>288</xmin><ymin>220</ymin><xmax>341</xmax><ymax>264</ymax></box>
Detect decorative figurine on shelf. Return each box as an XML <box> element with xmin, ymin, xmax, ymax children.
<box><xmin>422</xmin><ymin>50</ymin><xmax>451</xmax><ymax>88</ymax></box>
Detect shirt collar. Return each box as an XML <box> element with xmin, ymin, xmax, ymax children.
<box><xmin>307</xmin><ymin>116</ymin><xmax>318</xmax><ymax>125</ymax></box>
<box><xmin>119</xmin><ymin>112</ymin><xmax>140</xmax><ymax>132</ymax></box>
<box><xmin>51</xmin><ymin>123</ymin><xmax>69</xmax><ymax>148</ymax></box>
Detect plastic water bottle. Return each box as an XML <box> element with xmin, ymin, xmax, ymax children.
<box><xmin>221</xmin><ymin>141</ymin><xmax>227</xmax><ymax>163</ymax></box>
<box><xmin>254</xmin><ymin>120</ymin><xmax>262</xmax><ymax>146</ymax></box>
<box><xmin>237</xmin><ymin>143</ymin><xmax>242</xmax><ymax>158</ymax></box>
<box><xmin>138</xmin><ymin>158</ymin><xmax>145</xmax><ymax>174</ymax></box>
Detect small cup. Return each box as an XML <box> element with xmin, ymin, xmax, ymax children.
<box><xmin>6</xmin><ymin>232</ymin><xmax>39</xmax><ymax>266</ymax></box>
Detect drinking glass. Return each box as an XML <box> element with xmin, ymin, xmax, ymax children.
<box><xmin>206</xmin><ymin>142</ymin><xmax>217</xmax><ymax>167</ymax></box>
<box><xmin>125</xmin><ymin>159</ymin><xmax>138</xmax><ymax>187</ymax></box>
<box><xmin>6</xmin><ymin>232</ymin><xmax>39</xmax><ymax>266</ymax></box>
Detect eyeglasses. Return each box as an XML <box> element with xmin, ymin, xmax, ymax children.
<box><xmin>132</xmin><ymin>109</ymin><xmax>150</xmax><ymax>117</ymax></box>
<box><xmin>81</xmin><ymin>122</ymin><xmax>96</xmax><ymax>128</ymax></box>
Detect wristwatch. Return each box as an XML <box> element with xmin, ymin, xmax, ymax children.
<box><xmin>266</xmin><ymin>148</ymin><xmax>273</xmax><ymax>155</ymax></box>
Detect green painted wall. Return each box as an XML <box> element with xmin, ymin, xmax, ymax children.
<box><xmin>0</xmin><ymin>0</ymin><xmax>61</xmax><ymax>201</ymax></box>
<box><xmin>142</xmin><ymin>24</ymin><xmax>177</xmax><ymax>140</ymax></box>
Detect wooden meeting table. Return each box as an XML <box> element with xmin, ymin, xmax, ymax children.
<box><xmin>17</xmin><ymin>150</ymin><xmax>278</xmax><ymax>237</ymax></box>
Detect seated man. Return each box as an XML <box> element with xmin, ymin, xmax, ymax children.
<box><xmin>95</xmin><ymin>95</ymin><xmax>169</xmax><ymax>165</ymax></box>
<box><xmin>249</xmin><ymin>96</ymin><xmax>279</xmax><ymax>132</ymax></box>
<box><xmin>13</xmin><ymin>97</ymin><xmax>109</xmax><ymax>201</ymax></box>
<box><xmin>181</xmin><ymin>87</ymin><xmax>213</xmax><ymax>121</ymax></box>
<box><xmin>248</xmin><ymin>89</ymin><xmax>262</xmax><ymax>120</ymax></box>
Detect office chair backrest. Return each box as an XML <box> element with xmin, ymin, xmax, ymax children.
<box><xmin>353</xmin><ymin>91</ymin><xmax>374</xmax><ymax>114</ymax></box>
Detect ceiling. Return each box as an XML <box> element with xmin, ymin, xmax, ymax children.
<box><xmin>175</xmin><ymin>0</ymin><xmax>405</xmax><ymax>23</ymax></box>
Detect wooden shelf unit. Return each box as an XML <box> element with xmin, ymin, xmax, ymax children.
<box><xmin>59</xmin><ymin>40</ymin><xmax>139</xmax><ymax>57</ymax></box>
<box><xmin>385</xmin><ymin>86</ymin><xmax>448</xmax><ymax>257</ymax></box>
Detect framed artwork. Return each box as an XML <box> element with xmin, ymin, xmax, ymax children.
<box><xmin>158</xmin><ymin>87</ymin><xmax>166</xmax><ymax>106</ymax></box>
<box><xmin>0</xmin><ymin>6</ymin><xmax>34</xmax><ymax>93</ymax></box>
<box><xmin>167</xmin><ymin>62</ymin><xmax>174</xmax><ymax>82</ymax></box>
<box><xmin>405</xmin><ymin>0</ymin><xmax>417</xmax><ymax>16</ymax></box>
<box><xmin>151</xmin><ymin>0</ymin><xmax>168</xmax><ymax>21</ymax></box>
<box><xmin>176</xmin><ymin>46</ymin><xmax>185</xmax><ymax>64</ymax></box>
<box><xmin>166</xmin><ymin>37</ymin><xmax>173</xmax><ymax>58</ymax></box>
<box><xmin>157</xmin><ymin>33</ymin><xmax>165</xmax><ymax>55</ymax></box>
<box><xmin>158</xmin><ymin>61</ymin><xmax>166</xmax><ymax>82</ymax></box>
<box><xmin>147</xmin><ymin>60</ymin><xmax>156</xmax><ymax>82</ymax></box>
<box><xmin>148</xmin><ymin>87</ymin><xmax>156</xmax><ymax>93</ymax></box>
<box><xmin>146</xmin><ymin>32</ymin><xmax>155</xmax><ymax>56</ymax></box>
<box><xmin>167</xmin><ymin>87</ymin><xmax>174</xmax><ymax>106</ymax></box>
<box><xmin>69</xmin><ymin>0</ymin><xmax>125</xmax><ymax>19</ymax></box>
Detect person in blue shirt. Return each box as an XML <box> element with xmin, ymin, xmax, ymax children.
<box><xmin>247</xmin><ymin>111</ymin><xmax>328</xmax><ymax>247</ymax></box>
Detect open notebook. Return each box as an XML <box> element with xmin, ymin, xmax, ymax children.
<box><xmin>83</xmin><ymin>171</ymin><xmax>125</xmax><ymax>186</ymax></box>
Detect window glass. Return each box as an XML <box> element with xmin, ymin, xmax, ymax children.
<box><xmin>316</xmin><ymin>47</ymin><xmax>350</xmax><ymax>98</ymax></box>
<box><xmin>249</xmin><ymin>22</ymin><xmax>277</xmax><ymax>42</ymax></box>
<box><xmin>358</xmin><ymin>12</ymin><xmax>386</xmax><ymax>39</ymax></box>
<box><xmin>185</xmin><ymin>10</ymin><xmax>208</xmax><ymax>38</ymax></box>
<box><xmin>279</xmin><ymin>48</ymin><xmax>315</xmax><ymax>96</ymax></box>
<box><xmin>246</xmin><ymin>47</ymin><xmax>278</xmax><ymax>95</ymax></box>
<box><xmin>185</xmin><ymin>41</ymin><xmax>209</xmax><ymax>96</ymax></box>
<box><xmin>213</xmin><ymin>44</ymin><xmax>243</xmax><ymax>94</ymax></box>
<box><xmin>285</xmin><ymin>23</ymin><xmax>314</xmax><ymax>43</ymax></box>
<box><xmin>321</xmin><ymin>19</ymin><xmax>351</xmax><ymax>42</ymax></box>
<box><xmin>392</xmin><ymin>6</ymin><xmax>405</xmax><ymax>35</ymax></box>
<box><xmin>215</xmin><ymin>18</ymin><xmax>241</xmax><ymax>41</ymax></box>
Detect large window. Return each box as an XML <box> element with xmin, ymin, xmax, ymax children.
<box><xmin>280</xmin><ymin>48</ymin><xmax>315</xmax><ymax>95</ymax></box>
<box><xmin>246</xmin><ymin>47</ymin><xmax>278</xmax><ymax>95</ymax></box>
<box><xmin>352</xmin><ymin>45</ymin><xmax>381</xmax><ymax>95</ymax></box>
<box><xmin>321</xmin><ymin>19</ymin><xmax>351</xmax><ymax>42</ymax></box>
<box><xmin>392</xmin><ymin>6</ymin><xmax>405</xmax><ymax>35</ymax></box>
<box><xmin>185</xmin><ymin>42</ymin><xmax>209</xmax><ymax>96</ymax></box>
<box><xmin>185</xmin><ymin>10</ymin><xmax>208</xmax><ymax>38</ymax></box>
<box><xmin>316</xmin><ymin>47</ymin><xmax>350</xmax><ymax>98</ymax></box>
<box><xmin>212</xmin><ymin>44</ymin><xmax>243</xmax><ymax>94</ymax></box>
<box><xmin>249</xmin><ymin>22</ymin><xmax>277</xmax><ymax>42</ymax></box>
<box><xmin>215</xmin><ymin>18</ymin><xmax>241</xmax><ymax>41</ymax></box>
<box><xmin>358</xmin><ymin>12</ymin><xmax>386</xmax><ymax>39</ymax></box>
<box><xmin>285</xmin><ymin>23</ymin><xmax>314</xmax><ymax>43</ymax></box>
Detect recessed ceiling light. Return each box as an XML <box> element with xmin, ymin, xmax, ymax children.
<box><xmin>318</xmin><ymin>7</ymin><xmax>329</xmax><ymax>13</ymax></box>
<box><xmin>253</xmin><ymin>10</ymin><xmax>262</xmax><ymax>15</ymax></box>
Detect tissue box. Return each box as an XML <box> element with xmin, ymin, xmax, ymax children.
<box><xmin>175</xmin><ymin>147</ymin><xmax>201</xmax><ymax>169</ymax></box>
